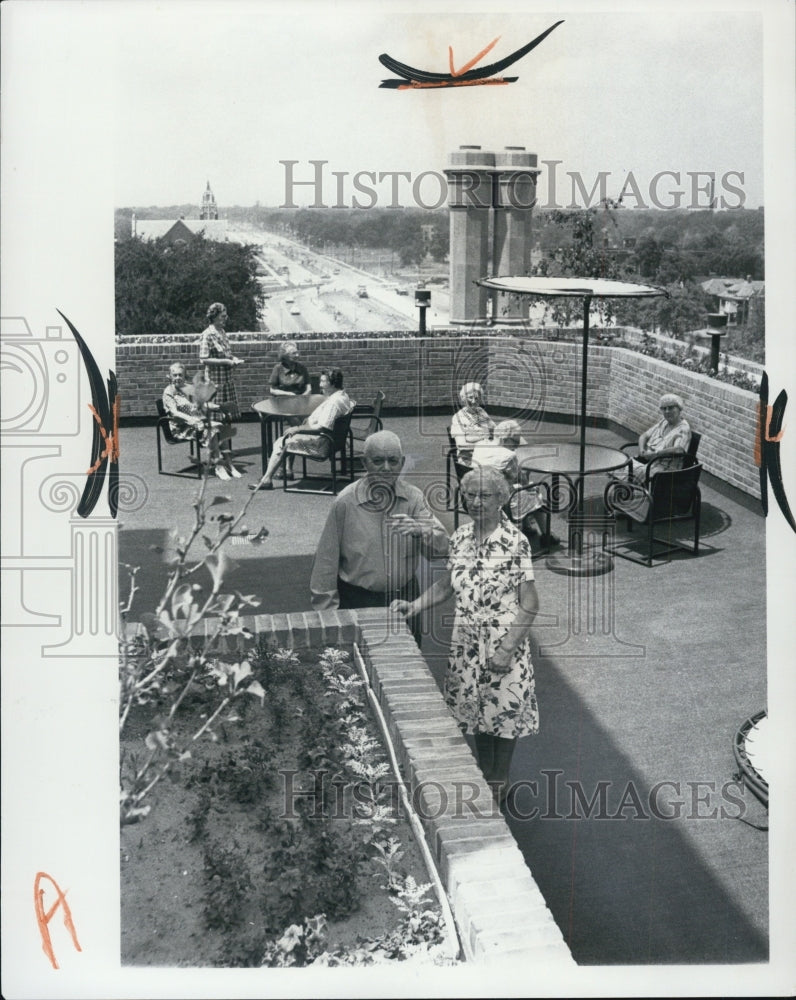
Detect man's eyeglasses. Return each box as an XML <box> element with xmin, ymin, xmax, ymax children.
<box><xmin>463</xmin><ymin>492</ymin><xmax>495</xmax><ymax>502</ymax></box>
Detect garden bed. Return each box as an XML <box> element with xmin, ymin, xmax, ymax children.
<box><xmin>120</xmin><ymin>640</ymin><xmax>453</xmax><ymax>968</ymax></box>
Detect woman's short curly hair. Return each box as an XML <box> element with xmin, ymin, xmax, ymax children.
<box><xmin>206</xmin><ymin>302</ymin><xmax>226</xmax><ymax>322</ymax></box>
<box><xmin>461</xmin><ymin>465</ymin><xmax>511</xmax><ymax>507</ymax></box>
<box><xmin>278</xmin><ymin>340</ymin><xmax>299</xmax><ymax>360</ymax></box>
<box><xmin>458</xmin><ymin>381</ymin><xmax>484</xmax><ymax>406</ymax></box>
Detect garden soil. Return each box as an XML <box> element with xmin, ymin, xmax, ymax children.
<box><xmin>120</xmin><ymin>650</ymin><xmax>438</xmax><ymax>967</ymax></box>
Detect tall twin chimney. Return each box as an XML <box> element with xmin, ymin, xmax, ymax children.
<box><xmin>445</xmin><ymin>145</ymin><xmax>538</xmax><ymax>324</ymax></box>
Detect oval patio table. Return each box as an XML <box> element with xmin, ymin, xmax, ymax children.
<box><xmin>252</xmin><ymin>394</ymin><xmax>326</xmax><ymax>475</ymax></box>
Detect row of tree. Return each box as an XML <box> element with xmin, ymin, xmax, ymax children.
<box><xmin>532</xmin><ymin>205</ymin><xmax>764</xmax><ymax>348</ymax></box>
<box><xmin>115</xmin><ymin>235</ymin><xmax>264</xmax><ymax>337</ymax></box>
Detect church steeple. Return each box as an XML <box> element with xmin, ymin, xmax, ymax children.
<box><xmin>200</xmin><ymin>180</ymin><xmax>218</xmax><ymax>220</ymax></box>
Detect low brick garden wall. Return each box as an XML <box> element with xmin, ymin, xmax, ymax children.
<box><xmin>198</xmin><ymin>606</ymin><xmax>575</xmax><ymax>965</ymax></box>
<box><xmin>118</xmin><ymin>330</ymin><xmax>761</xmax><ymax>497</ymax></box>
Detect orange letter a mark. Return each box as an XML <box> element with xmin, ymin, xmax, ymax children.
<box><xmin>34</xmin><ymin>872</ymin><xmax>82</xmax><ymax>970</ymax></box>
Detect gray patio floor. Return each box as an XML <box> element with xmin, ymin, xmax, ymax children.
<box><xmin>119</xmin><ymin>413</ymin><xmax>768</xmax><ymax>965</ymax></box>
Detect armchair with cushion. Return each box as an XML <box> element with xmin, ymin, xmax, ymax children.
<box><xmin>155</xmin><ymin>399</ymin><xmax>202</xmax><ymax>478</ymax></box>
<box><xmin>282</xmin><ymin>410</ymin><xmax>355</xmax><ymax>496</ymax></box>
<box><xmin>603</xmin><ymin>462</ymin><xmax>703</xmax><ymax>566</ymax></box>
<box><xmin>620</xmin><ymin>430</ymin><xmax>701</xmax><ymax>483</ymax></box>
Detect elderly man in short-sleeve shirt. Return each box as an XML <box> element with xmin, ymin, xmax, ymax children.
<box><xmin>310</xmin><ymin>431</ymin><xmax>448</xmax><ymax>626</ymax></box>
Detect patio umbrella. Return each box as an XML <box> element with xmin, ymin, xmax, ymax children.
<box><xmin>477</xmin><ymin>276</ymin><xmax>668</xmax><ymax>573</ymax></box>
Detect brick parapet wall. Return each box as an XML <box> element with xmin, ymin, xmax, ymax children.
<box><xmin>175</xmin><ymin>607</ymin><xmax>573</xmax><ymax>965</ymax></box>
<box><xmin>119</xmin><ymin>332</ymin><xmax>760</xmax><ymax>496</ymax></box>
<box><xmin>607</xmin><ymin>347</ymin><xmax>759</xmax><ymax>494</ymax></box>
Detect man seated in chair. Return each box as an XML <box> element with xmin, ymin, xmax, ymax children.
<box><xmin>161</xmin><ymin>362</ymin><xmax>232</xmax><ymax>479</ymax></box>
<box><xmin>310</xmin><ymin>431</ymin><xmax>448</xmax><ymax>639</ymax></box>
<box><xmin>252</xmin><ymin>367</ymin><xmax>353</xmax><ymax>491</ymax></box>
<box><xmin>630</xmin><ymin>393</ymin><xmax>692</xmax><ymax>482</ymax></box>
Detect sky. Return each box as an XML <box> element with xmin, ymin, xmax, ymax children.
<box><xmin>112</xmin><ymin>1</ymin><xmax>765</xmax><ymax>210</ymax></box>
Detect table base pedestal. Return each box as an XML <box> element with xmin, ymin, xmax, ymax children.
<box><xmin>545</xmin><ymin>547</ymin><xmax>614</xmax><ymax>577</ymax></box>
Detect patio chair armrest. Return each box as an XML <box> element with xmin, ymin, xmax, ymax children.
<box><xmin>350</xmin><ymin>413</ymin><xmax>383</xmax><ymax>430</ymax></box>
<box><xmin>290</xmin><ymin>426</ymin><xmax>333</xmax><ymax>437</ymax></box>
<box><xmin>620</xmin><ymin>441</ymin><xmax>639</xmax><ymax>456</ymax></box>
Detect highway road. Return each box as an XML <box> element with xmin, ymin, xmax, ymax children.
<box><xmin>227</xmin><ymin>225</ymin><xmax>450</xmax><ymax>335</ymax></box>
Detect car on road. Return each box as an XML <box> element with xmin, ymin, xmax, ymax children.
<box><xmin>395</xmin><ymin>287</ymin><xmax>409</xmax><ymax>296</ymax></box>
<box><xmin>285</xmin><ymin>297</ymin><xmax>295</xmax><ymax>304</ymax></box>
<box><xmin>290</xmin><ymin>307</ymin><xmax>301</xmax><ymax>316</ymax></box>
<box><xmin>357</xmin><ymin>285</ymin><xmax>368</xmax><ymax>298</ymax></box>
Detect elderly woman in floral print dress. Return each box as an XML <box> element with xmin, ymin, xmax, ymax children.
<box><xmin>392</xmin><ymin>465</ymin><xmax>540</xmax><ymax>805</ymax></box>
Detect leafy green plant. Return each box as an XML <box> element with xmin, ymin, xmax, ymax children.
<box><xmin>187</xmin><ymin>788</ymin><xmax>213</xmax><ymax>844</ymax></box>
<box><xmin>119</xmin><ymin>473</ymin><xmax>269</xmax><ymax>825</ymax></box>
<box><xmin>202</xmin><ymin>840</ymin><xmax>254</xmax><ymax>931</ymax></box>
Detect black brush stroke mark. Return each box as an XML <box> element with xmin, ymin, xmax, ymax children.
<box><xmin>378</xmin><ymin>20</ymin><xmax>563</xmax><ymax>87</ymax></box>
<box><xmin>57</xmin><ymin>310</ymin><xmax>118</xmax><ymax>519</ymax></box>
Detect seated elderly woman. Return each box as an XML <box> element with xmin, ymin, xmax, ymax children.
<box><xmin>162</xmin><ymin>362</ymin><xmax>234</xmax><ymax>479</ymax></box>
<box><xmin>252</xmin><ymin>367</ymin><xmax>353</xmax><ymax>491</ymax></box>
<box><xmin>269</xmin><ymin>340</ymin><xmax>312</xmax><ymax>479</ymax></box>
<box><xmin>450</xmin><ymin>381</ymin><xmax>496</xmax><ymax>466</ymax></box>
<box><xmin>630</xmin><ymin>392</ymin><xmax>692</xmax><ymax>482</ymax></box>
<box><xmin>472</xmin><ymin>420</ymin><xmax>560</xmax><ymax>549</ymax></box>
<box><xmin>393</xmin><ymin>465</ymin><xmax>541</xmax><ymax>806</ymax></box>
<box><xmin>269</xmin><ymin>340</ymin><xmax>311</xmax><ymax>398</ymax></box>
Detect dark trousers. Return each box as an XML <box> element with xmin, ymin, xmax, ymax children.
<box><xmin>337</xmin><ymin>577</ymin><xmax>421</xmax><ymax>644</ymax></box>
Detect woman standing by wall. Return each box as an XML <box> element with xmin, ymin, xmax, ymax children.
<box><xmin>198</xmin><ymin>302</ymin><xmax>245</xmax><ymax>477</ymax></box>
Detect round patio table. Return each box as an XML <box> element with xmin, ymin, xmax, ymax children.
<box><xmin>515</xmin><ymin>442</ymin><xmax>631</xmax><ymax>550</ymax></box>
<box><xmin>252</xmin><ymin>394</ymin><xmax>326</xmax><ymax>474</ymax></box>
<box><xmin>478</xmin><ymin>275</ymin><xmax>667</xmax><ymax>575</ymax></box>
<box><xmin>515</xmin><ymin>441</ymin><xmax>631</xmax><ymax>500</ymax></box>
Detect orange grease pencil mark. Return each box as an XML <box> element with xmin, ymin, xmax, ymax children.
<box><xmin>34</xmin><ymin>872</ymin><xmax>82</xmax><ymax>969</ymax></box>
<box><xmin>86</xmin><ymin>397</ymin><xmax>120</xmax><ymax>475</ymax></box>
<box><xmin>398</xmin><ymin>78</ymin><xmax>512</xmax><ymax>90</ymax></box>
<box><xmin>449</xmin><ymin>36</ymin><xmax>500</xmax><ymax>76</ymax></box>
<box><xmin>755</xmin><ymin>402</ymin><xmax>787</xmax><ymax>467</ymax></box>
<box><xmin>765</xmin><ymin>407</ymin><xmax>785</xmax><ymax>443</ymax></box>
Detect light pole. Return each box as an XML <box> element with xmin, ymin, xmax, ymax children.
<box><xmin>415</xmin><ymin>288</ymin><xmax>431</xmax><ymax>336</ymax></box>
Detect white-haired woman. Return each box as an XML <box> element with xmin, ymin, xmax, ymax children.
<box><xmin>393</xmin><ymin>465</ymin><xmax>540</xmax><ymax>806</ymax></box>
<box><xmin>269</xmin><ymin>340</ymin><xmax>311</xmax><ymax>479</ymax></box>
<box><xmin>450</xmin><ymin>382</ymin><xmax>495</xmax><ymax>466</ymax></box>
<box><xmin>472</xmin><ymin>428</ymin><xmax>560</xmax><ymax>550</ymax></box>
<box><xmin>632</xmin><ymin>392</ymin><xmax>692</xmax><ymax>481</ymax></box>
<box><xmin>269</xmin><ymin>340</ymin><xmax>311</xmax><ymax>398</ymax></box>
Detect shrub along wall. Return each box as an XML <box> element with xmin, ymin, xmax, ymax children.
<box><xmin>118</xmin><ymin>332</ymin><xmax>761</xmax><ymax>497</ymax></box>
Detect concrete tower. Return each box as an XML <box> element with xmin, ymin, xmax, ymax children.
<box><xmin>492</xmin><ymin>147</ymin><xmax>538</xmax><ymax>322</ymax></box>
<box><xmin>200</xmin><ymin>180</ymin><xmax>218</xmax><ymax>220</ymax></box>
<box><xmin>446</xmin><ymin>146</ymin><xmax>495</xmax><ymax>325</ymax></box>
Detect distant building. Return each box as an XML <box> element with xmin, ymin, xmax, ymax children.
<box><xmin>200</xmin><ymin>180</ymin><xmax>219</xmax><ymax>220</ymax></box>
<box><xmin>132</xmin><ymin>181</ymin><xmax>228</xmax><ymax>243</ymax></box>
<box><xmin>700</xmin><ymin>276</ymin><xmax>764</xmax><ymax>326</ymax></box>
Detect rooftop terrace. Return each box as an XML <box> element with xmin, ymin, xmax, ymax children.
<box><xmin>119</xmin><ymin>410</ymin><xmax>768</xmax><ymax>965</ymax></box>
